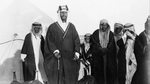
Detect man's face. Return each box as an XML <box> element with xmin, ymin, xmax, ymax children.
<box><xmin>85</xmin><ymin>37</ymin><xmax>90</xmax><ymax>43</ymax></box>
<box><xmin>60</xmin><ymin>11</ymin><xmax>68</xmax><ymax>22</ymax></box>
<box><xmin>115</xmin><ymin>27</ymin><xmax>123</xmax><ymax>35</ymax></box>
<box><xmin>100</xmin><ymin>23</ymin><xmax>108</xmax><ymax>32</ymax></box>
<box><xmin>33</xmin><ymin>26</ymin><xmax>41</xmax><ymax>34</ymax></box>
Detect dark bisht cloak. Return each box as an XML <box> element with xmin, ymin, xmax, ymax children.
<box><xmin>132</xmin><ymin>31</ymin><xmax>150</xmax><ymax>84</ymax></box>
<box><xmin>44</xmin><ymin>22</ymin><xmax>80</xmax><ymax>84</ymax></box>
<box><xmin>21</xmin><ymin>33</ymin><xmax>44</xmax><ymax>81</ymax></box>
<box><xmin>91</xmin><ymin>29</ymin><xmax>117</xmax><ymax>84</ymax></box>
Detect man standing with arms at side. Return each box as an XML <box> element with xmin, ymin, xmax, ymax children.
<box><xmin>91</xmin><ymin>19</ymin><xmax>117</xmax><ymax>84</ymax></box>
<box><xmin>21</xmin><ymin>22</ymin><xmax>46</xmax><ymax>84</ymax></box>
<box><xmin>44</xmin><ymin>5</ymin><xmax>80</xmax><ymax>84</ymax></box>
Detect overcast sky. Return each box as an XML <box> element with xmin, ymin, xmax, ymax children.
<box><xmin>0</xmin><ymin>1</ymin><xmax>149</xmax><ymax>82</ymax></box>
<box><xmin>0</xmin><ymin>0</ymin><xmax>149</xmax><ymax>35</ymax></box>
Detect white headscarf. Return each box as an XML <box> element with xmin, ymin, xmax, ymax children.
<box><xmin>114</xmin><ymin>23</ymin><xmax>124</xmax><ymax>42</ymax></box>
<box><xmin>57</xmin><ymin>5</ymin><xmax>69</xmax><ymax>31</ymax></box>
<box><xmin>99</xmin><ymin>19</ymin><xmax>110</xmax><ymax>48</ymax></box>
<box><xmin>124</xmin><ymin>23</ymin><xmax>137</xmax><ymax>84</ymax></box>
<box><xmin>31</xmin><ymin>22</ymin><xmax>43</xmax><ymax>38</ymax></box>
<box><xmin>31</xmin><ymin>22</ymin><xmax>46</xmax><ymax>83</ymax></box>
<box><xmin>84</xmin><ymin>33</ymin><xmax>91</xmax><ymax>52</ymax></box>
<box><xmin>123</xmin><ymin>23</ymin><xmax>136</xmax><ymax>43</ymax></box>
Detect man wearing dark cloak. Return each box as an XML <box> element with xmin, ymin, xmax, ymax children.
<box><xmin>91</xmin><ymin>19</ymin><xmax>117</xmax><ymax>84</ymax></box>
<box><xmin>21</xmin><ymin>22</ymin><xmax>45</xmax><ymax>83</ymax></box>
<box><xmin>132</xmin><ymin>15</ymin><xmax>150</xmax><ymax>84</ymax></box>
<box><xmin>78</xmin><ymin>33</ymin><xmax>95</xmax><ymax>84</ymax></box>
<box><xmin>115</xmin><ymin>23</ymin><xmax>137</xmax><ymax>84</ymax></box>
<box><xmin>44</xmin><ymin>5</ymin><xmax>80</xmax><ymax>84</ymax></box>
<box><xmin>80</xmin><ymin>33</ymin><xmax>93</xmax><ymax>69</ymax></box>
<box><xmin>114</xmin><ymin>23</ymin><xmax>126</xmax><ymax>84</ymax></box>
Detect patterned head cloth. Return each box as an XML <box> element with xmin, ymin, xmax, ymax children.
<box><xmin>124</xmin><ymin>23</ymin><xmax>136</xmax><ymax>40</ymax></box>
<box><xmin>57</xmin><ymin>5</ymin><xmax>69</xmax><ymax>13</ymax></box>
<box><xmin>124</xmin><ymin>23</ymin><xmax>135</xmax><ymax>33</ymax></box>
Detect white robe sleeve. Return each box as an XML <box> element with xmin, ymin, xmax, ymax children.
<box><xmin>21</xmin><ymin>54</ymin><xmax>27</xmax><ymax>61</ymax></box>
<box><xmin>126</xmin><ymin>39</ymin><xmax>137</xmax><ymax>84</ymax></box>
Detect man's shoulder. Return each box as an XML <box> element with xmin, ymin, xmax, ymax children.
<box><xmin>139</xmin><ymin>31</ymin><xmax>145</xmax><ymax>36</ymax></box>
<box><xmin>68</xmin><ymin>22</ymin><xmax>75</xmax><ymax>27</ymax></box>
<box><xmin>48</xmin><ymin>22</ymin><xmax>58</xmax><ymax>30</ymax></box>
<box><xmin>24</xmin><ymin>33</ymin><xmax>31</xmax><ymax>41</ymax></box>
<box><xmin>68</xmin><ymin>22</ymin><xmax>73</xmax><ymax>25</ymax></box>
<box><xmin>109</xmin><ymin>31</ymin><xmax>114</xmax><ymax>35</ymax></box>
<box><xmin>93</xmin><ymin>29</ymin><xmax>99</xmax><ymax>34</ymax></box>
<box><xmin>49</xmin><ymin>22</ymin><xmax>57</xmax><ymax>26</ymax></box>
<box><xmin>25</xmin><ymin>33</ymin><xmax>31</xmax><ymax>37</ymax></box>
<box><xmin>137</xmin><ymin>31</ymin><xmax>145</xmax><ymax>39</ymax></box>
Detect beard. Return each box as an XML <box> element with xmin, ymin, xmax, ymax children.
<box><xmin>101</xmin><ymin>27</ymin><xmax>108</xmax><ymax>32</ymax></box>
<box><xmin>61</xmin><ymin>16</ymin><xmax>67</xmax><ymax>22</ymax></box>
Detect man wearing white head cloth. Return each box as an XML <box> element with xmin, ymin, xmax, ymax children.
<box><xmin>91</xmin><ymin>19</ymin><xmax>117</xmax><ymax>84</ymax></box>
<box><xmin>124</xmin><ymin>23</ymin><xmax>137</xmax><ymax>84</ymax></box>
<box><xmin>44</xmin><ymin>5</ymin><xmax>80</xmax><ymax>84</ymax></box>
<box><xmin>132</xmin><ymin>15</ymin><xmax>150</xmax><ymax>84</ymax></box>
<box><xmin>21</xmin><ymin>22</ymin><xmax>47</xmax><ymax>83</ymax></box>
<box><xmin>116</xmin><ymin>23</ymin><xmax>137</xmax><ymax>84</ymax></box>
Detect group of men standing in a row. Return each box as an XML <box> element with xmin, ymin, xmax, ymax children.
<box><xmin>20</xmin><ymin>4</ymin><xmax>150</xmax><ymax>84</ymax></box>
<box><xmin>80</xmin><ymin>15</ymin><xmax>150</xmax><ymax>84</ymax></box>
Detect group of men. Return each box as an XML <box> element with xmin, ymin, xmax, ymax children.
<box><xmin>80</xmin><ymin>16</ymin><xmax>150</xmax><ymax>84</ymax></box>
<box><xmin>21</xmin><ymin>5</ymin><xmax>80</xmax><ymax>84</ymax></box>
<box><xmin>20</xmin><ymin>4</ymin><xmax>150</xmax><ymax>84</ymax></box>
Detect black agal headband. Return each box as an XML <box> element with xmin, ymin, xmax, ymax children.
<box><xmin>57</xmin><ymin>5</ymin><xmax>69</xmax><ymax>13</ymax></box>
<box><xmin>32</xmin><ymin>22</ymin><xmax>42</xmax><ymax>27</ymax></box>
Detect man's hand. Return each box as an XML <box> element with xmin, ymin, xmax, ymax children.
<box><xmin>143</xmin><ymin>44</ymin><xmax>150</xmax><ymax>54</ymax></box>
<box><xmin>21</xmin><ymin>54</ymin><xmax>27</xmax><ymax>62</ymax></box>
<box><xmin>73</xmin><ymin>52</ymin><xmax>79</xmax><ymax>60</ymax></box>
<box><xmin>126</xmin><ymin>31</ymin><xmax>135</xmax><ymax>40</ymax></box>
<box><xmin>73</xmin><ymin>55</ymin><xmax>78</xmax><ymax>60</ymax></box>
<box><xmin>54</xmin><ymin>52</ymin><xmax>61</xmax><ymax>59</ymax></box>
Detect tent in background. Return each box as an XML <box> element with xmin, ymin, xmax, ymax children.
<box><xmin>0</xmin><ymin>0</ymin><xmax>54</xmax><ymax>83</ymax></box>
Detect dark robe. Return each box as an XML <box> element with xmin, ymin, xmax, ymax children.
<box><xmin>80</xmin><ymin>43</ymin><xmax>93</xmax><ymax>68</ymax></box>
<box><xmin>79</xmin><ymin>43</ymin><xmax>95</xmax><ymax>84</ymax></box>
<box><xmin>132</xmin><ymin>31</ymin><xmax>150</xmax><ymax>84</ymax></box>
<box><xmin>117</xmin><ymin>38</ymin><xmax>126</xmax><ymax>84</ymax></box>
<box><xmin>91</xmin><ymin>29</ymin><xmax>117</xmax><ymax>84</ymax></box>
<box><xmin>44</xmin><ymin>22</ymin><xmax>80</xmax><ymax>84</ymax></box>
<box><xmin>21</xmin><ymin>33</ymin><xmax>45</xmax><ymax>81</ymax></box>
<box><xmin>78</xmin><ymin>75</ymin><xmax>95</xmax><ymax>84</ymax></box>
